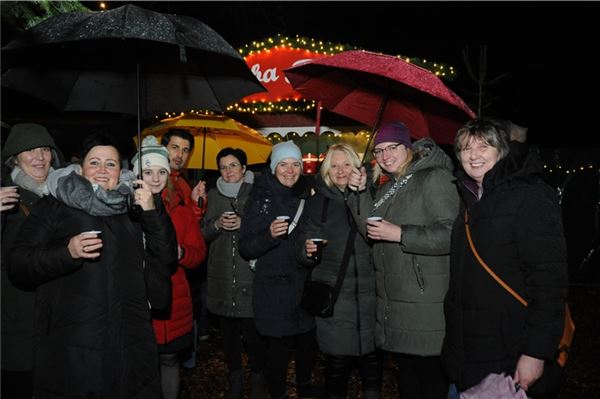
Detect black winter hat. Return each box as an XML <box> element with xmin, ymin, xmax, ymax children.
<box><xmin>2</xmin><ymin>123</ymin><xmax>60</xmax><ymax>167</ymax></box>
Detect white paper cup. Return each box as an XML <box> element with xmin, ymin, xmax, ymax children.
<box><xmin>81</xmin><ymin>230</ymin><xmax>103</xmax><ymax>256</ymax></box>
<box><xmin>81</xmin><ymin>230</ymin><xmax>102</xmax><ymax>237</ymax></box>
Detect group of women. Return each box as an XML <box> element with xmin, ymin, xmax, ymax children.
<box><xmin>1</xmin><ymin>115</ymin><xmax>567</xmax><ymax>399</ymax></box>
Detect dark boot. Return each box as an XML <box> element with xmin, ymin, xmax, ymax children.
<box><xmin>362</xmin><ymin>390</ymin><xmax>380</xmax><ymax>399</ymax></box>
<box><xmin>297</xmin><ymin>382</ymin><xmax>325</xmax><ymax>399</ymax></box>
<box><xmin>225</xmin><ymin>369</ymin><xmax>244</xmax><ymax>399</ymax></box>
<box><xmin>250</xmin><ymin>372</ymin><xmax>269</xmax><ymax>399</ymax></box>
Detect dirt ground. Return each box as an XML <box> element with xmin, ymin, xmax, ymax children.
<box><xmin>181</xmin><ymin>285</ymin><xmax>600</xmax><ymax>399</ymax></box>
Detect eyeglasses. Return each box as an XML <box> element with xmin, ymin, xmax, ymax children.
<box><xmin>219</xmin><ymin>162</ymin><xmax>241</xmax><ymax>171</ymax></box>
<box><xmin>372</xmin><ymin>144</ymin><xmax>401</xmax><ymax>157</ymax></box>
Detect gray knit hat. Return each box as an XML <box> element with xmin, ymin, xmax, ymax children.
<box><xmin>2</xmin><ymin>123</ymin><xmax>60</xmax><ymax>168</ymax></box>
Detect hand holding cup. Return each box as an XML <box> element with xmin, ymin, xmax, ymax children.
<box><xmin>68</xmin><ymin>230</ymin><xmax>103</xmax><ymax>259</ymax></box>
<box><xmin>271</xmin><ymin>216</ymin><xmax>290</xmax><ymax>239</ymax></box>
<box><xmin>220</xmin><ymin>211</ymin><xmax>240</xmax><ymax>231</ymax></box>
<box><xmin>367</xmin><ymin>216</ymin><xmax>383</xmax><ymax>241</ymax></box>
<box><xmin>306</xmin><ymin>238</ymin><xmax>326</xmax><ymax>263</ymax></box>
<box><xmin>0</xmin><ymin>186</ymin><xmax>20</xmax><ymax>212</ymax></box>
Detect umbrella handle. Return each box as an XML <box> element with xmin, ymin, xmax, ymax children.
<box><xmin>357</xmin><ymin>94</ymin><xmax>388</xmax><ymax>215</ymax></box>
<box><xmin>129</xmin><ymin>182</ymin><xmax>143</xmax><ymax>216</ymax></box>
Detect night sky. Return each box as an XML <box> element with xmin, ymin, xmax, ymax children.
<box><xmin>77</xmin><ymin>1</ymin><xmax>600</xmax><ymax>148</ymax></box>
<box><xmin>3</xmin><ymin>1</ymin><xmax>599</xmax><ymax>148</ymax></box>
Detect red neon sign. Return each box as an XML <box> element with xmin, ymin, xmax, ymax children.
<box><xmin>242</xmin><ymin>47</ymin><xmax>326</xmax><ymax>103</ymax></box>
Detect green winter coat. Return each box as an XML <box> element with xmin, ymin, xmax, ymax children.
<box><xmin>297</xmin><ymin>177</ymin><xmax>376</xmax><ymax>356</ymax></box>
<box><xmin>202</xmin><ymin>182</ymin><xmax>255</xmax><ymax>317</ymax></box>
<box><xmin>349</xmin><ymin>138</ymin><xmax>459</xmax><ymax>356</ymax></box>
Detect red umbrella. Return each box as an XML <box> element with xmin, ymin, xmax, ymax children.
<box><xmin>284</xmin><ymin>50</ymin><xmax>476</xmax><ymax>146</ymax></box>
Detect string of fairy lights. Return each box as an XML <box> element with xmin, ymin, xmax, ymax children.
<box><xmin>544</xmin><ymin>164</ymin><xmax>599</xmax><ymax>176</ymax></box>
<box><xmin>154</xmin><ymin>34</ymin><xmax>457</xmax><ymax>118</ymax></box>
<box><xmin>237</xmin><ymin>34</ymin><xmax>455</xmax><ymax>78</ymax></box>
<box><xmin>227</xmin><ymin>34</ymin><xmax>456</xmax><ymax>114</ymax></box>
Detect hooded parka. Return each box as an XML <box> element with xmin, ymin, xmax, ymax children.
<box><xmin>441</xmin><ymin>142</ymin><xmax>568</xmax><ymax>392</ymax></box>
<box><xmin>350</xmin><ymin>138</ymin><xmax>459</xmax><ymax>356</ymax></box>
<box><xmin>297</xmin><ymin>177</ymin><xmax>376</xmax><ymax>356</ymax></box>
<box><xmin>1</xmin><ymin>123</ymin><xmax>60</xmax><ymax>375</ymax></box>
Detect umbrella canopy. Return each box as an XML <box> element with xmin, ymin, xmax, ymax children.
<box><xmin>1</xmin><ymin>3</ymin><xmax>265</xmax><ymax>174</ymax></box>
<box><xmin>284</xmin><ymin>50</ymin><xmax>475</xmax><ymax>145</ymax></box>
<box><xmin>1</xmin><ymin>4</ymin><xmax>264</xmax><ymax>114</ymax></box>
<box><xmin>139</xmin><ymin>114</ymin><xmax>272</xmax><ymax>170</ymax></box>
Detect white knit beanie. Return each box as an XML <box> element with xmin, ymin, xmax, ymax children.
<box><xmin>269</xmin><ymin>141</ymin><xmax>302</xmax><ymax>173</ymax></box>
<box><xmin>131</xmin><ymin>136</ymin><xmax>170</xmax><ymax>174</ymax></box>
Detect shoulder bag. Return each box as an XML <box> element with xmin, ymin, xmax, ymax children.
<box><xmin>301</xmin><ymin>223</ymin><xmax>357</xmax><ymax>318</ymax></box>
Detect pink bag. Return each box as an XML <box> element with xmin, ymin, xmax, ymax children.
<box><xmin>460</xmin><ymin>373</ymin><xmax>527</xmax><ymax>399</ymax></box>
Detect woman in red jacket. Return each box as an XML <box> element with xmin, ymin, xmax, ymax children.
<box><xmin>132</xmin><ymin>136</ymin><xmax>207</xmax><ymax>399</ymax></box>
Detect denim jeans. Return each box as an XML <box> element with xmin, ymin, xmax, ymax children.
<box><xmin>447</xmin><ymin>384</ymin><xmax>460</xmax><ymax>399</ymax></box>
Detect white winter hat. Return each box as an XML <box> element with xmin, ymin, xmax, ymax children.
<box><xmin>131</xmin><ymin>135</ymin><xmax>171</xmax><ymax>174</ymax></box>
<box><xmin>269</xmin><ymin>141</ymin><xmax>302</xmax><ymax>173</ymax></box>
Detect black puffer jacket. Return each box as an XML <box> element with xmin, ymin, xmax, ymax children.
<box><xmin>239</xmin><ymin>172</ymin><xmax>314</xmax><ymax>337</ymax></box>
<box><xmin>1</xmin><ymin>178</ymin><xmax>40</xmax><ymax>372</ymax></box>
<box><xmin>296</xmin><ymin>177</ymin><xmax>376</xmax><ymax>356</ymax></box>
<box><xmin>442</xmin><ymin>143</ymin><xmax>568</xmax><ymax>391</ymax></box>
<box><xmin>8</xmin><ymin>195</ymin><xmax>177</xmax><ymax>399</ymax></box>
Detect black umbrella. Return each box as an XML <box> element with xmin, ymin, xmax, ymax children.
<box><xmin>1</xmin><ymin>3</ymin><xmax>265</xmax><ymax>176</ymax></box>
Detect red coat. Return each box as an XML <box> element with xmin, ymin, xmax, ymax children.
<box><xmin>152</xmin><ymin>188</ymin><xmax>207</xmax><ymax>345</ymax></box>
<box><xmin>170</xmin><ymin>170</ymin><xmax>207</xmax><ymax>222</ymax></box>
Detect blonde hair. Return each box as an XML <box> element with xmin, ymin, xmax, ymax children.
<box><xmin>320</xmin><ymin>143</ymin><xmax>361</xmax><ymax>188</ymax></box>
<box><xmin>162</xmin><ymin>176</ymin><xmax>176</xmax><ymax>205</ymax></box>
<box><xmin>372</xmin><ymin>147</ymin><xmax>414</xmax><ymax>184</ymax></box>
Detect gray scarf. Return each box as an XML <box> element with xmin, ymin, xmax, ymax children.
<box><xmin>47</xmin><ymin>164</ymin><xmax>135</xmax><ymax>216</ymax></box>
<box><xmin>216</xmin><ymin>170</ymin><xmax>254</xmax><ymax>198</ymax></box>
<box><xmin>10</xmin><ymin>165</ymin><xmax>54</xmax><ymax>197</ymax></box>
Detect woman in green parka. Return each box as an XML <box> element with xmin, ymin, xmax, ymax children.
<box><xmin>297</xmin><ymin>144</ymin><xmax>380</xmax><ymax>399</ymax></box>
<box><xmin>347</xmin><ymin>122</ymin><xmax>459</xmax><ymax>399</ymax></box>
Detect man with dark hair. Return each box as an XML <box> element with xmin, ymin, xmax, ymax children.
<box><xmin>162</xmin><ymin>129</ymin><xmax>207</xmax><ymax>221</ymax></box>
<box><xmin>162</xmin><ymin>128</ymin><xmax>209</xmax><ymax>370</ymax></box>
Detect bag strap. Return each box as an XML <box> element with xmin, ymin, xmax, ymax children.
<box><xmin>330</xmin><ymin>222</ymin><xmax>358</xmax><ymax>303</ymax></box>
<box><xmin>288</xmin><ymin>199</ymin><xmax>305</xmax><ymax>234</ymax></box>
<box><xmin>464</xmin><ymin>211</ymin><xmax>528</xmax><ymax>307</ymax></box>
<box><xmin>19</xmin><ymin>202</ymin><xmax>31</xmax><ymax>217</ymax></box>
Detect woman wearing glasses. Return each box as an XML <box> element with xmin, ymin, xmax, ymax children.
<box><xmin>201</xmin><ymin>148</ymin><xmax>268</xmax><ymax>399</ymax></box>
<box><xmin>347</xmin><ymin>121</ymin><xmax>459</xmax><ymax>399</ymax></box>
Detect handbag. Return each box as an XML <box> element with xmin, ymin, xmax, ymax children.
<box><xmin>301</xmin><ymin>224</ymin><xmax>357</xmax><ymax>318</ymax></box>
<box><xmin>460</xmin><ymin>373</ymin><xmax>527</xmax><ymax>399</ymax></box>
<box><xmin>465</xmin><ymin>211</ymin><xmax>575</xmax><ymax>368</ymax></box>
